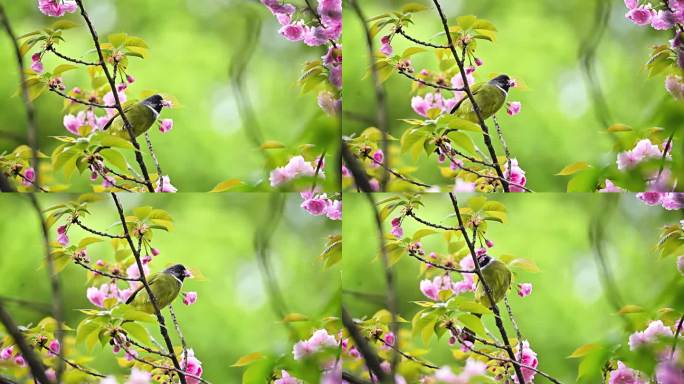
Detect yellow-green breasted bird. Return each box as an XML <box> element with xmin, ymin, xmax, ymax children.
<box><xmin>474</xmin><ymin>254</ymin><xmax>512</xmax><ymax>308</ymax></box>
<box><xmin>103</xmin><ymin>94</ymin><xmax>166</xmax><ymax>139</ymax></box>
<box><xmin>451</xmin><ymin>74</ymin><xmax>512</xmax><ymax>122</ymax></box>
<box><xmin>126</xmin><ymin>264</ymin><xmax>189</xmax><ymax>313</ymax></box>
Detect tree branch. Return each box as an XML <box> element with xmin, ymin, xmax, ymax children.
<box><xmin>110</xmin><ymin>193</ymin><xmax>187</xmax><ymax>384</ymax></box>
<box><xmin>0</xmin><ymin>304</ymin><xmax>51</xmax><ymax>384</ymax></box>
<box><xmin>75</xmin><ymin>0</ymin><xmax>154</xmax><ymax>192</ymax></box>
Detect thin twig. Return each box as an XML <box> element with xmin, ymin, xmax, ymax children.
<box><xmin>396</xmin><ymin>27</ymin><xmax>449</xmax><ymax>49</ymax></box>
<box><xmin>398</xmin><ymin>69</ymin><xmax>462</xmax><ymax>92</ymax></box>
<box><xmin>377</xmin><ymin>337</ymin><xmax>439</xmax><ymax>369</ymax></box>
<box><xmin>670</xmin><ymin>314</ymin><xmax>684</xmax><ymax>359</ymax></box>
<box><xmin>342</xmin><ymin>308</ymin><xmax>389</xmax><ymax>383</ymax></box>
<box><xmin>104</xmin><ymin>166</ymin><xmax>148</xmax><ymax>186</ymax></box>
<box><xmin>38</xmin><ymin>345</ymin><xmax>106</xmax><ymax>378</ymax></box>
<box><xmin>75</xmin><ymin>0</ymin><xmax>154</xmax><ymax>192</ymax></box>
<box><xmin>73</xmin><ymin>217</ymin><xmax>125</xmax><ymax>238</ymax></box>
<box><xmin>168</xmin><ymin>305</ymin><xmax>188</xmax><ymax>373</ymax></box>
<box><xmin>364</xmin><ymin>154</ymin><xmax>431</xmax><ymax>188</ymax></box>
<box><xmin>46</xmin><ymin>45</ymin><xmax>100</xmax><ymax>66</ymax></box>
<box><xmin>119</xmin><ymin>343</ymin><xmax>209</xmax><ymax>384</ymax></box>
<box><xmin>491</xmin><ymin>116</ymin><xmax>511</xmax><ymax>180</ymax></box>
<box><xmin>145</xmin><ymin>131</ymin><xmax>163</xmax><ymax>180</ymax></box>
<box><xmin>73</xmin><ymin>259</ymin><xmax>140</xmax><ymax>281</ymax></box>
<box><xmin>405</xmin><ymin>209</ymin><xmax>461</xmax><ymax>231</ymax></box>
<box><xmin>49</xmin><ymin>87</ymin><xmax>114</xmax><ymax>109</ymax></box>
<box><xmin>408</xmin><ymin>252</ymin><xmax>475</xmax><ymax>273</ymax></box>
<box><xmin>503</xmin><ymin>295</ymin><xmax>524</xmax><ymax>363</ymax></box>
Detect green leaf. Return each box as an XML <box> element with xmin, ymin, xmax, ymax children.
<box><xmin>232</xmin><ymin>352</ymin><xmax>264</xmax><ymax>367</ymax></box>
<box><xmin>108</xmin><ymin>33</ymin><xmax>128</xmax><ymax>47</ymax></box>
<box><xmin>100</xmin><ymin>148</ymin><xmax>128</xmax><ymax>171</ymax></box>
<box><xmin>412</xmin><ymin>228</ymin><xmax>438</xmax><ymax>241</ymax></box>
<box><xmin>568</xmin><ymin>343</ymin><xmax>600</xmax><ymax>359</ymax></box>
<box><xmin>458</xmin><ymin>313</ymin><xmax>486</xmax><ymax>335</ymax></box>
<box><xmin>210</xmin><ymin>179</ymin><xmax>243</xmax><ymax>192</ymax></box>
<box><xmin>78</xmin><ymin>237</ymin><xmax>103</xmax><ymax>248</ymax></box>
<box><xmin>53</xmin><ymin>64</ymin><xmax>78</xmax><ymax>75</ymax></box>
<box><xmin>447</xmin><ymin>131</ymin><xmax>477</xmax><ymax>155</ymax></box>
<box><xmin>111</xmin><ymin>306</ymin><xmax>156</xmax><ymax>323</ymax></box>
<box><xmin>97</xmin><ymin>135</ymin><xmax>135</xmax><ymax>150</ymax></box>
<box><xmin>507</xmin><ymin>258</ymin><xmax>541</xmax><ymax>273</ymax></box>
<box><xmin>260</xmin><ymin>140</ymin><xmax>285</xmax><ymax>149</ymax></box>
<box><xmin>556</xmin><ymin>162</ymin><xmax>590</xmax><ymax>176</ymax></box>
<box><xmin>122</xmin><ymin>322</ymin><xmax>151</xmax><ymax>346</ymax></box>
<box><xmin>400</xmin><ymin>2</ymin><xmax>428</xmax><ymax>13</ymax></box>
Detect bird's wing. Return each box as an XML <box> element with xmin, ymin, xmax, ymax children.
<box><xmin>102</xmin><ymin>104</ymin><xmax>134</xmax><ymax>131</ymax></box>
<box><xmin>449</xmin><ymin>82</ymin><xmax>484</xmax><ymax>114</ymax></box>
<box><xmin>125</xmin><ymin>273</ymin><xmax>160</xmax><ymax>304</ymax></box>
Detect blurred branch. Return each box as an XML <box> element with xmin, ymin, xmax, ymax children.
<box><xmin>588</xmin><ymin>196</ymin><xmax>625</xmax><ymax>314</ymax></box>
<box><xmin>342</xmin><ymin>142</ymin><xmax>372</xmax><ymax>192</ymax></box>
<box><xmin>0</xmin><ymin>296</ymin><xmax>50</xmax><ymax>313</ymax></box>
<box><xmin>110</xmin><ymin>193</ymin><xmax>187</xmax><ymax>384</ymax></box>
<box><xmin>431</xmin><ymin>0</ymin><xmax>508</xmax><ymax>192</ymax></box>
<box><xmin>342</xmin><ymin>289</ymin><xmax>386</xmax><ymax>305</ymax></box>
<box><xmin>348</xmin><ymin>0</ymin><xmax>390</xmax><ymax>190</ymax></box>
<box><xmin>448</xmin><ymin>193</ymin><xmax>525</xmax><ymax>383</ymax></box>
<box><xmin>343</xmin><ymin>110</ymin><xmax>376</xmax><ymax>126</ymax></box>
<box><xmin>254</xmin><ymin>193</ymin><xmax>289</xmax><ymax>319</ymax></box>
<box><xmin>0</xmin><ymin>173</ymin><xmax>15</xmax><ymax>192</ymax></box>
<box><xmin>342</xmin><ymin>372</ymin><xmax>373</xmax><ymax>384</ymax></box>
<box><xmin>0</xmin><ymin>304</ymin><xmax>51</xmax><ymax>384</ymax></box>
<box><xmin>27</xmin><ymin>194</ymin><xmax>65</xmax><ymax>380</ymax></box>
<box><xmin>342</xmin><ymin>307</ymin><xmax>389</xmax><ymax>383</ymax></box>
<box><xmin>75</xmin><ymin>0</ymin><xmax>155</xmax><ymax>192</ymax></box>
<box><xmin>671</xmin><ymin>314</ymin><xmax>684</xmax><ymax>359</ymax></box>
<box><xmin>579</xmin><ymin>0</ymin><xmax>613</xmax><ymax>128</ymax></box>
<box><xmin>362</xmin><ymin>190</ymin><xmax>399</xmax><ymax>379</ymax></box>
<box><xmin>0</xmin><ymin>4</ymin><xmax>41</xmax><ymax>192</ymax></box>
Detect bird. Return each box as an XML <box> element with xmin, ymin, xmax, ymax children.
<box><xmin>450</xmin><ymin>74</ymin><xmax>512</xmax><ymax>122</ymax></box>
<box><xmin>103</xmin><ymin>94</ymin><xmax>166</xmax><ymax>139</ymax></box>
<box><xmin>474</xmin><ymin>254</ymin><xmax>512</xmax><ymax>308</ymax></box>
<box><xmin>125</xmin><ymin>264</ymin><xmax>189</xmax><ymax>314</ymax></box>
<box><xmin>461</xmin><ymin>254</ymin><xmax>512</xmax><ymax>343</ymax></box>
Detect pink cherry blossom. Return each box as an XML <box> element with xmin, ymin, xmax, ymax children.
<box><xmin>652</xmin><ymin>10</ymin><xmax>675</xmax><ymax>30</ymax></box>
<box><xmin>275</xmin><ymin>370</ymin><xmax>302</xmax><ymax>384</ymax></box>
<box><xmin>517</xmin><ymin>283</ymin><xmax>533</xmax><ymax>298</ymax></box>
<box><xmin>369</xmin><ymin>178</ymin><xmax>380</xmax><ymax>191</ymax></box>
<box><xmin>433</xmin><ymin>359</ymin><xmax>486</xmax><ymax>383</ymax></box>
<box><xmin>507</xmin><ymin>101</ymin><xmax>522</xmax><ymax>116</ymax></box>
<box><xmin>420</xmin><ymin>275</ymin><xmax>453</xmax><ymax>301</ymax></box>
<box><xmin>624</xmin><ymin>0</ymin><xmax>638</xmax><ymax>9</ymax></box>
<box><xmin>31</xmin><ymin>53</ymin><xmax>44</xmax><ymax>73</ymax></box>
<box><xmin>655</xmin><ymin>361</ymin><xmax>684</xmax><ymax>384</ymax></box>
<box><xmin>159</xmin><ymin>119</ymin><xmax>174</xmax><ymax>133</ymax></box>
<box><xmin>14</xmin><ymin>355</ymin><xmax>25</xmax><ymax>367</ymax></box>
<box><xmin>372</xmin><ymin>149</ymin><xmax>384</xmax><ymax>165</ymax></box>
<box><xmin>626</xmin><ymin>5</ymin><xmax>655</xmax><ymax>26</ymax></box>
<box><xmin>48</xmin><ymin>339</ymin><xmax>60</xmax><ymax>356</ymax></box>
<box><xmin>22</xmin><ymin>167</ymin><xmax>35</xmax><ymax>187</ymax></box>
<box><xmin>301</xmin><ymin>193</ymin><xmax>329</xmax><ymax>216</ymax></box>
<box><xmin>45</xmin><ymin>368</ymin><xmax>57</xmax><ymax>382</ymax></box>
<box><xmin>57</xmin><ymin>225</ymin><xmax>69</xmax><ymax>246</ymax></box>
<box><xmin>380</xmin><ymin>35</ymin><xmax>393</xmax><ymax>56</ymax></box>
<box><xmin>513</xmin><ymin>340</ymin><xmax>538</xmax><ymax>383</ymax></box>
<box><xmin>181</xmin><ymin>349</ymin><xmax>203</xmax><ymax>384</ymax></box>
<box><xmin>279</xmin><ymin>22</ymin><xmax>305</xmax><ymax>41</ymax></box>
<box><xmin>38</xmin><ymin>0</ymin><xmax>78</xmax><ymax>17</ymax></box>
<box><xmin>292</xmin><ymin>329</ymin><xmax>338</xmax><ymax>360</ymax></box>
<box><xmin>637</xmin><ymin>191</ymin><xmax>663</xmax><ymax>206</ymax></box>
<box><xmin>151</xmin><ymin>248</ymin><xmax>160</xmax><ymax>256</ymax></box>
<box><xmin>183</xmin><ymin>292</ymin><xmax>198</xmax><ymax>306</ymax></box>
<box><xmin>453</xmin><ymin>178</ymin><xmax>476</xmax><ymax>192</ymax></box>
<box><xmin>609</xmin><ymin>361</ymin><xmax>647</xmax><ymax>384</ymax></box>
<box><xmin>629</xmin><ymin>320</ymin><xmax>674</xmax><ymax>350</ymax></box>
<box><xmin>504</xmin><ymin>159</ymin><xmax>527</xmax><ymax>192</ymax></box>
<box><xmin>0</xmin><ymin>346</ymin><xmax>13</xmax><ymax>360</ymax></box>
<box><xmin>63</xmin><ymin>113</ymin><xmax>83</xmax><ymax>135</ymax></box>
<box><xmin>155</xmin><ymin>175</ymin><xmax>177</xmax><ymax>193</ymax></box>
<box><xmin>666</xmin><ymin>75</ymin><xmax>684</xmax><ymax>100</ymax></box>
<box><xmin>326</xmin><ymin>199</ymin><xmax>342</xmax><ymax>220</ymax></box>
<box><xmin>678</xmin><ymin>255</ymin><xmax>684</xmax><ymax>275</ymax></box>
<box><xmin>599</xmin><ymin>179</ymin><xmax>624</xmax><ymax>193</ymax></box>
<box><xmin>125</xmin><ymin>367</ymin><xmax>151</xmax><ymax>384</ymax></box>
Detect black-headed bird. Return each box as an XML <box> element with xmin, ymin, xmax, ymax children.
<box><xmin>474</xmin><ymin>254</ymin><xmax>512</xmax><ymax>308</ymax></box>
<box><xmin>126</xmin><ymin>264</ymin><xmax>189</xmax><ymax>314</ymax></box>
<box><xmin>104</xmin><ymin>94</ymin><xmax>166</xmax><ymax>139</ymax></box>
<box><xmin>451</xmin><ymin>74</ymin><xmax>512</xmax><ymax>122</ymax></box>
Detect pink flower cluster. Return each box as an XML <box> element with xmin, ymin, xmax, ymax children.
<box><xmin>261</xmin><ymin>0</ymin><xmax>342</xmax><ymax>115</ymax></box>
<box><xmin>269</xmin><ymin>156</ymin><xmax>320</xmax><ymax>187</ymax></box>
<box><xmin>182</xmin><ymin>291</ymin><xmax>198</xmax><ymax>306</ymax></box>
<box><xmin>411</xmin><ymin>71</ymin><xmax>474</xmax><ymax>118</ymax></box>
<box><xmin>292</xmin><ymin>329</ymin><xmax>338</xmax><ymax>360</ymax></box>
<box><xmin>37</xmin><ymin>0</ymin><xmax>77</xmax><ymax>17</ymax></box>
<box><xmin>628</xmin><ymin>320</ymin><xmax>674</xmax><ymax>350</ymax></box>
<box><xmin>624</xmin><ymin>0</ymin><xmax>684</xmax><ymax>29</ymax></box>
<box><xmin>300</xmin><ymin>191</ymin><xmax>341</xmax><ymax>220</ymax></box>
<box><xmin>86</xmin><ymin>283</ymin><xmax>136</xmax><ymax>308</ymax></box>
<box><xmin>274</xmin><ymin>370</ymin><xmax>302</xmax><ymax>384</ymax></box>
<box><xmin>20</xmin><ymin>167</ymin><xmax>36</xmax><ymax>187</ymax></box>
<box><xmin>512</xmin><ymin>340</ymin><xmax>539</xmax><ymax>383</ymax></box>
<box><xmin>63</xmin><ymin>110</ymin><xmax>111</xmax><ymax>135</ymax></box>
<box><xmin>517</xmin><ymin>283</ymin><xmax>533</xmax><ymax>298</ymax></box>
<box><xmin>31</xmin><ymin>53</ymin><xmax>44</xmax><ymax>73</ymax></box>
<box><xmin>608</xmin><ymin>361</ymin><xmax>648</xmax><ymax>384</ymax></box>
<box><xmin>637</xmin><ymin>192</ymin><xmax>684</xmax><ymax>210</ymax></box>
<box><xmin>504</xmin><ymin>159</ymin><xmax>527</xmax><ymax>192</ymax></box>
<box><xmin>181</xmin><ymin>349</ymin><xmax>204</xmax><ymax>384</ymax></box>
<box><xmin>616</xmin><ymin>139</ymin><xmax>664</xmax><ymax>171</ymax></box>
<box><xmin>420</xmin><ymin>257</ymin><xmax>476</xmax><ymax>301</ymax></box>
<box><xmin>390</xmin><ymin>217</ymin><xmax>403</xmax><ymax>238</ymax></box>
<box><xmin>155</xmin><ymin>175</ymin><xmax>178</xmax><ymax>193</ymax></box>
<box><xmin>431</xmin><ymin>359</ymin><xmax>487</xmax><ymax>383</ymax></box>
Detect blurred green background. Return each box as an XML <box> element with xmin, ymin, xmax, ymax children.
<box><xmin>343</xmin><ymin>0</ymin><xmax>684</xmax><ymax>191</ymax></box>
<box><xmin>343</xmin><ymin>192</ymin><xmax>681</xmax><ymax>382</ymax></box>
<box><xmin>0</xmin><ymin>0</ymin><xmax>337</xmax><ymax>191</ymax></box>
<box><xmin>0</xmin><ymin>193</ymin><xmax>340</xmax><ymax>382</ymax></box>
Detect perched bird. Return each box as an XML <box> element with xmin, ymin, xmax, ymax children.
<box><xmin>126</xmin><ymin>264</ymin><xmax>189</xmax><ymax>313</ymax></box>
<box><xmin>104</xmin><ymin>94</ymin><xmax>166</xmax><ymax>139</ymax></box>
<box><xmin>474</xmin><ymin>254</ymin><xmax>512</xmax><ymax>308</ymax></box>
<box><xmin>462</xmin><ymin>254</ymin><xmax>512</xmax><ymax>343</ymax></box>
<box><xmin>450</xmin><ymin>74</ymin><xmax>512</xmax><ymax>122</ymax></box>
